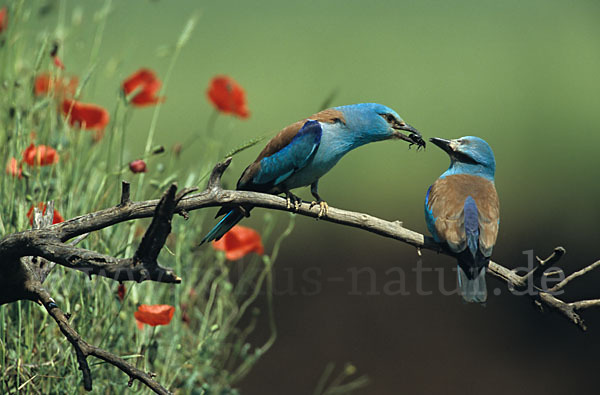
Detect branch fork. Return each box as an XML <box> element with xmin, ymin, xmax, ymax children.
<box><xmin>1</xmin><ymin>158</ymin><xmax>599</xmax><ymax>393</ymax></box>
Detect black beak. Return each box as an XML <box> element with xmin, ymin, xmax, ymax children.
<box><xmin>393</xmin><ymin>122</ymin><xmax>426</xmax><ymax>149</ymax></box>
<box><xmin>430</xmin><ymin>137</ymin><xmax>453</xmax><ymax>154</ymax></box>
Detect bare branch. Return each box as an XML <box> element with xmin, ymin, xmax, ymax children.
<box><xmin>521</xmin><ymin>247</ymin><xmax>566</xmax><ymax>282</ymax></box>
<box><xmin>31</xmin><ymin>241</ymin><xmax>181</xmax><ymax>283</ymax></box>
<box><xmin>548</xmin><ymin>259</ymin><xmax>600</xmax><ymax>293</ymax></box>
<box><xmin>28</xmin><ymin>281</ymin><xmax>171</xmax><ymax>394</ymax></box>
<box><xmin>1</xmin><ymin>158</ymin><xmax>598</xmax><ymax>392</ymax></box>
<box><xmin>571</xmin><ymin>299</ymin><xmax>600</xmax><ymax>311</ymax></box>
<box><xmin>1</xmin><ymin>159</ymin><xmax>598</xmax><ymax>330</ymax></box>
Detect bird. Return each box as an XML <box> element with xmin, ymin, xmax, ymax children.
<box><xmin>424</xmin><ymin>136</ymin><xmax>499</xmax><ymax>303</ymax></box>
<box><xmin>201</xmin><ymin>102</ymin><xmax>425</xmax><ymax>244</ymax></box>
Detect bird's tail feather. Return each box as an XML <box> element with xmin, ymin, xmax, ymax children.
<box><xmin>200</xmin><ymin>209</ymin><xmax>245</xmax><ymax>244</ymax></box>
<box><xmin>457</xmin><ymin>265</ymin><xmax>487</xmax><ymax>303</ymax></box>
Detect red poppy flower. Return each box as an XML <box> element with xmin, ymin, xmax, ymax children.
<box><xmin>6</xmin><ymin>157</ymin><xmax>22</xmax><ymax>178</ymax></box>
<box><xmin>129</xmin><ymin>159</ymin><xmax>147</xmax><ymax>173</ymax></box>
<box><xmin>23</xmin><ymin>143</ymin><xmax>59</xmax><ymax>166</ymax></box>
<box><xmin>122</xmin><ymin>69</ymin><xmax>165</xmax><ymax>107</ymax></box>
<box><xmin>0</xmin><ymin>7</ymin><xmax>7</xmax><ymax>34</ymax></box>
<box><xmin>34</xmin><ymin>73</ymin><xmax>78</xmax><ymax>98</ymax></box>
<box><xmin>27</xmin><ymin>203</ymin><xmax>64</xmax><ymax>226</ymax></box>
<box><xmin>207</xmin><ymin>75</ymin><xmax>249</xmax><ymax>119</ymax></box>
<box><xmin>134</xmin><ymin>304</ymin><xmax>175</xmax><ymax>329</ymax></box>
<box><xmin>212</xmin><ymin>225</ymin><xmax>264</xmax><ymax>260</ymax></box>
<box><xmin>117</xmin><ymin>284</ymin><xmax>126</xmax><ymax>302</ymax></box>
<box><xmin>62</xmin><ymin>99</ymin><xmax>110</xmax><ymax>131</ymax></box>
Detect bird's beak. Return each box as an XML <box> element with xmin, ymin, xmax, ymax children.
<box><xmin>429</xmin><ymin>137</ymin><xmax>457</xmax><ymax>154</ymax></box>
<box><xmin>392</xmin><ymin>122</ymin><xmax>426</xmax><ymax>149</ymax></box>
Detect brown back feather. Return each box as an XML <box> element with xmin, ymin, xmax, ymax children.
<box><xmin>427</xmin><ymin>174</ymin><xmax>499</xmax><ymax>255</ymax></box>
<box><xmin>238</xmin><ymin>108</ymin><xmax>345</xmax><ymax>188</ymax></box>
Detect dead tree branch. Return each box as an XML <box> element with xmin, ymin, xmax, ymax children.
<box><xmin>0</xmin><ymin>158</ymin><xmax>598</xmax><ymax>393</ymax></box>
<box><xmin>28</xmin><ymin>282</ymin><xmax>171</xmax><ymax>394</ymax></box>
<box><xmin>0</xmin><ymin>182</ymin><xmax>195</xmax><ymax>393</ymax></box>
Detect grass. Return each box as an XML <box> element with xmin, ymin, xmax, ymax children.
<box><xmin>0</xmin><ymin>3</ymin><xmax>287</xmax><ymax>393</ymax></box>
<box><xmin>0</xmin><ymin>3</ymin><xmax>371</xmax><ymax>394</ymax></box>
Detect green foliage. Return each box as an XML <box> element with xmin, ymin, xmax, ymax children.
<box><xmin>0</xmin><ymin>3</ymin><xmax>290</xmax><ymax>393</ymax></box>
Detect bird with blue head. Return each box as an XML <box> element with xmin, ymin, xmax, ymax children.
<box><xmin>425</xmin><ymin>136</ymin><xmax>499</xmax><ymax>303</ymax></box>
<box><xmin>201</xmin><ymin>103</ymin><xmax>425</xmax><ymax>244</ymax></box>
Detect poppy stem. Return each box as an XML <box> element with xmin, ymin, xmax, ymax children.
<box><xmin>178</xmin><ymin>109</ymin><xmax>219</xmax><ymax>154</ymax></box>
<box><xmin>206</xmin><ymin>108</ymin><xmax>218</xmax><ymax>138</ymax></box>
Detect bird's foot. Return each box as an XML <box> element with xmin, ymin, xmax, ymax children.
<box><xmin>285</xmin><ymin>192</ymin><xmax>302</xmax><ymax>212</ymax></box>
<box><xmin>309</xmin><ymin>200</ymin><xmax>329</xmax><ymax>218</ymax></box>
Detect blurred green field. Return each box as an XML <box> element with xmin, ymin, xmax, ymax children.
<box><xmin>4</xmin><ymin>0</ymin><xmax>600</xmax><ymax>394</ymax></box>
<box><xmin>15</xmin><ymin>0</ymin><xmax>598</xmax><ymax>238</ymax></box>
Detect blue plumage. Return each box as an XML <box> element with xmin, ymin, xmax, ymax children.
<box><xmin>253</xmin><ymin>120</ymin><xmax>322</xmax><ymax>186</ymax></box>
<box><xmin>201</xmin><ymin>103</ymin><xmax>424</xmax><ymax>244</ymax></box>
<box><xmin>463</xmin><ymin>196</ymin><xmax>479</xmax><ymax>259</ymax></box>
<box><xmin>201</xmin><ymin>210</ymin><xmax>245</xmax><ymax>245</ymax></box>
<box><xmin>425</xmin><ymin>136</ymin><xmax>500</xmax><ymax>303</ymax></box>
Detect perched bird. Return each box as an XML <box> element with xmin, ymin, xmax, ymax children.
<box><xmin>201</xmin><ymin>103</ymin><xmax>425</xmax><ymax>244</ymax></box>
<box><xmin>425</xmin><ymin>136</ymin><xmax>499</xmax><ymax>303</ymax></box>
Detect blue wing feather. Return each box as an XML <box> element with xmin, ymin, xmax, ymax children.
<box><xmin>463</xmin><ymin>196</ymin><xmax>479</xmax><ymax>258</ymax></box>
<box><xmin>252</xmin><ymin>120</ymin><xmax>322</xmax><ymax>186</ymax></box>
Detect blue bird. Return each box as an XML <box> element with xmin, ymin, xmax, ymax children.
<box><xmin>425</xmin><ymin>136</ymin><xmax>499</xmax><ymax>303</ymax></box>
<box><xmin>201</xmin><ymin>103</ymin><xmax>425</xmax><ymax>244</ymax></box>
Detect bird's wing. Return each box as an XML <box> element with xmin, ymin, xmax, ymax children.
<box><xmin>238</xmin><ymin>120</ymin><xmax>322</xmax><ymax>190</ymax></box>
<box><xmin>472</xmin><ymin>180</ymin><xmax>500</xmax><ymax>257</ymax></box>
<box><xmin>426</xmin><ymin>177</ymin><xmax>467</xmax><ymax>253</ymax></box>
<box><xmin>426</xmin><ymin>174</ymin><xmax>499</xmax><ymax>256</ymax></box>
<box><xmin>237</xmin><ymin>108</ymin><xmax>345</xmax><ymax>191</ymax></box>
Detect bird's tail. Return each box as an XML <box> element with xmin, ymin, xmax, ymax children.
<box><xmin>200</xmin><ymin>209</ymin><xmax>245</xmax><ymax>244</ymax></box>
<box><xmin>457</xmin><ymin>265</ymin><xmax>487</xmax><ymax>303</ymax></box>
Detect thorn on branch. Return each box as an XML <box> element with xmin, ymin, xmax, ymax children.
<box><xmin>178</xmin><ymin>209</ymin><xmax>190</xmax><ymax>220</ymax></box>
<box><xmin>120</xmin><ymin>181</ymin><xmax>131</xmax><ymax>206</ymax></box>
<box><xmin>522</xmin><ymin>246</ymin><xmax>566</xmax><ymax>282</ymax></box>
<box><xmin>536</xmin><ymin>246</ymin><xmax>566</xmax><ymax>267</ymax></box>
<box><xmin>207</xmin><ymin>157</ymin><xmax>232</xmax><ymax>191</ymax></box>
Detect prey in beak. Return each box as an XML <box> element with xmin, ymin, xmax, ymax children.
<box><xmin>392</xmin><ymin>120</ymin><xmax>426</xmax><ymax>150</ymax></box>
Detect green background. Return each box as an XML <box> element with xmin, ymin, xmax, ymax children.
<box><xmin>17</xmin><ymin>0</ymin><xmax>600</xmax><ymax>393</ymax></box>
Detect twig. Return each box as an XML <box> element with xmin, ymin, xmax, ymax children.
<box><xmin>27</xmin><ymin>282</ymin><xmax>171</xmax><ymax>394</ymax></box>
<box><xmin>1</xmin><ymin>159</ymin><xmax>598</xmax><ymax>330</ymax></box>
<box><xmin>548</xmin><ymin>259</ymin><xmax>600</xmax><ymax>293</ymax></box>
<box><xmin>521</xmin><ymin>247</ymin><xmax>566</xmax><ymax>282</ymax></box>
<box><xmin>2</xmin><ymin>158</ymin><xmax>599</xmax><ymax>330</ymax></box>
<box><xmin>0</xmin><ymin>158</ymin><xmax>598</xmax><ymax>392</ymax></box>
<box><xmin>120</xmin><ymin>181</ymin><xmax>131</xmax><ymax>206</ymax></box>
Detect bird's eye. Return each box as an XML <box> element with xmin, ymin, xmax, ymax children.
<box><xmin>382</xmin><ymin>113</ymin><xmax>395</xmax><ymax>123</ymax></box>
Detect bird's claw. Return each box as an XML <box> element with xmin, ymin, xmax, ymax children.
<box><xmin>309</xmin><ymin>200</ymin><xmax>329</xmax><ymax>218</ymax></box>
<box><xmin>285</xmin><ymin>192</ymin><xmax>302</xmax><ymax>212</ymax></box>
